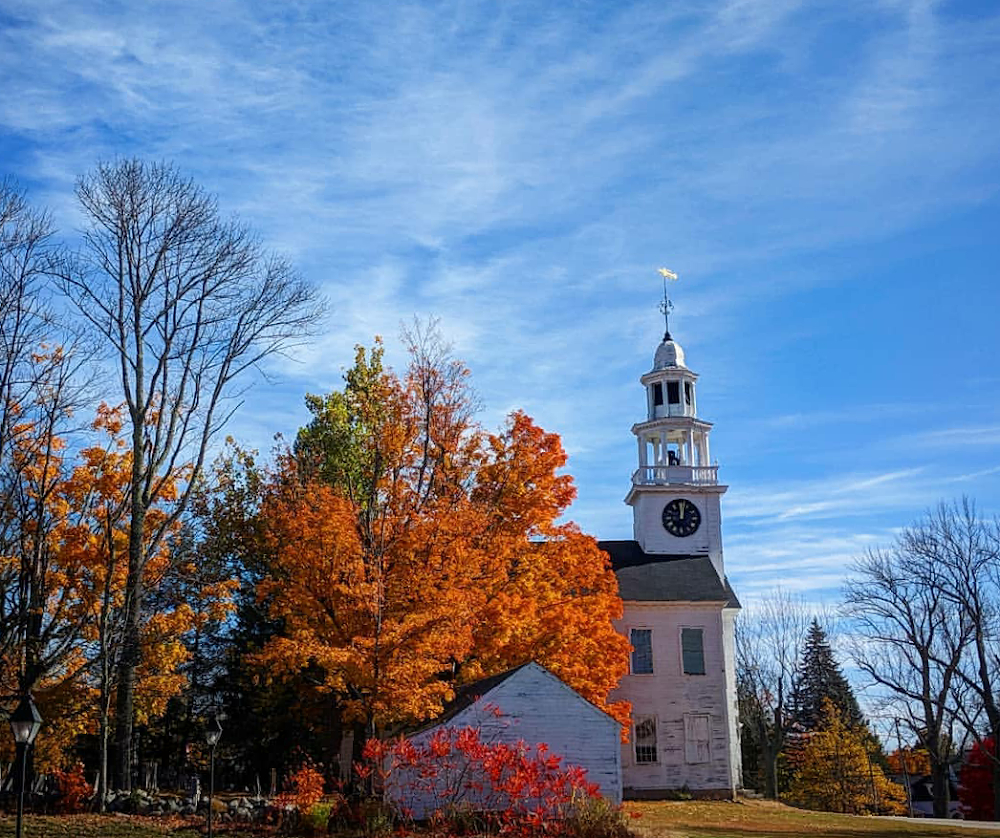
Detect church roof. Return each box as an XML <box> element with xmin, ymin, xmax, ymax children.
<box><xmin>599</xmin><ymin>540</ymin><xmax>741</xmax><ymax>608</ymax></box>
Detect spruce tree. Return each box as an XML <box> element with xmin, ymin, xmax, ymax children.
<box><xmin>796</xmin><ymin>619</ymin><xmax>864</xmax><ymax>730</ymax></box>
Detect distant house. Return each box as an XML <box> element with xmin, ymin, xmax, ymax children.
<box><xmin>904</xmin><ymin>773</ymin><xmax>963</xmax><ymax>819</ymax></box>
<box><xmin>385</xmin><ymin>662</ymin><xmax>623</xmax><ymax>819</ymax></box>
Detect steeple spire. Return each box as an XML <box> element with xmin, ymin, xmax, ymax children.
<box><xmin>657</xmin><ymin>267</ymin><xmax>678</xmax><ymax>341</ymax></box>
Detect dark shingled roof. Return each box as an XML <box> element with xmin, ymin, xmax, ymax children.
<box><xmin>599</xmin><ymin>540</ymin><xmax>741</xmax><ymax>608</ymax></box>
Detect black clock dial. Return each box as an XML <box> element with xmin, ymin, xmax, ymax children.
<box><xmin>661</xmin><ymin>498</ymin><xmax>701</xmax><ymax>537</ymax></box>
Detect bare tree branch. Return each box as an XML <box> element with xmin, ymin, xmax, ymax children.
<box><xmin>844</xmin><ymin>526</ymin><xmax>976</xmax><ymax>818</ymax></box>
<box><xmin>55</xmin><ymin>158</ymin><xmax>325</xmax><ymax>789</ymax></box>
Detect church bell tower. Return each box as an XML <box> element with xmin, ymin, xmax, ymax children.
<box><xmin>601</xmin><ymin>269</ymin><xmax>741</xmax><ymax>798</ymax></box>
<box><xmin>624</xmin><ymin>274</ymin><xmax>728</xmax><ymax>580</ymax></box>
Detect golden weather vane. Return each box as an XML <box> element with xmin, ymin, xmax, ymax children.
<box><xmin>657</xmin><ymin>267</ymin><xmax>678</xmax><ymax>339</ymax></box>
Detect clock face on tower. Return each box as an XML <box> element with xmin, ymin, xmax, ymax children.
<box><xmin>661</xmin><ymin>498</ymin><xmax>701</xmax><ymax>537</ymax></box>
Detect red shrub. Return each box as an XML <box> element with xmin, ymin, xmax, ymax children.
<box><xmin>960</xmin><ymin>736</ymin><xmax>997</xmax><ymax>821</ymax></box>
<box><xmin>276</xmin><ymin>757</ymin><xmax>326</xmax><ymax>815</ymax></box>
<box><xmin>362</xmin><ymin>727</ymin><xmax>601</xmax><ymax>834</ymax></box>
<box><xmin>54</xmin><ymin>762</ymin><xmax>91</xmax><ymax>813</ymax></box>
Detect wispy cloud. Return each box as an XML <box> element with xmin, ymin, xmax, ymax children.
<box><xmin>725</xmin><ymin>467</ymin><xmax>927</xmax><ymax>525</ymax></box>
<box><xmin>2</xmin><ymin>0</ymin><xmax>1000</xmax><ymax>609</ymax></box>
<box><xmin>901</xmin><ymin>424</ymin><xmax>1000</xmax><ymax>448</ymax></box>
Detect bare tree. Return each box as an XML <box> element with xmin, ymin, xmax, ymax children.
<box><xmin>736</xmin><ymin>588</ymin><xmax>811</xmax><ymax>798</ymax></box>
<box><xmin>0</xmin><ymin>178</ymin><xmax>56</xmax><ymax>573</ymax></box>
<box><xmin>5</xmin><ymin>343</ymin><xmax>93</xmax><ymax>693</ymax></box>
<box><xmin>57</xmin><ymin>159</ymin><xmax>323</xmax><ymax>790</ymax></box>
<box><xmin>904</xmin><ymin>499</ymin><xmax>1000</xmax><ymax>819</ymax></box>
<box><xmin>0</xmin><ymin>179</ymin><xmax>54</xmax><ymax>461</ymax></box>
<box><xmin>0</xmin><ymin>180</ymin><xmax>92</xmax><ymax>688</ymax></box>
<box><xmin>844</xmin><ymin>539</ymin><xmax>973</xmax><ymax>818</ymax></box>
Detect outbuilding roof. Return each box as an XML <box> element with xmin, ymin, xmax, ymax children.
<box><xmin>408</xmin><ymin>660</ymin><xmax>619</xmax><ymax>737</ymax></box>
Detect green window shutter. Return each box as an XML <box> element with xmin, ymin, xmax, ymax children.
<box><xmin>681</xmin><ymin>627</ymin><xmax>705</xmax><ymax>675</ymax></box>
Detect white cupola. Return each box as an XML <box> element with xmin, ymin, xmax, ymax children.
<box><xmin>636</xmin><ymin>333</ymin><xmax>710</xmax><ymax>473</ymax></box>
<box><xmin>644</xmin><ymin>335</ymin><xmax>698</xmax><ymax>423</ymax></box>
<box><xmin>624</xmin><ymin>272</ymin><xmax>728</xmax><ymax>576</ymax></box>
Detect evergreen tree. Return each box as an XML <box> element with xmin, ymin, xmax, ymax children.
<box><xmin>796</xmin><ymin>619</ymin><xmax>864</xmax><ymax>730</ymax></box>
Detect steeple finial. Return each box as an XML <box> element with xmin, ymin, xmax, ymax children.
<box><xmin>657</xmin><ymin>267</ymin><xmax>678</xmax><ymax>340</ymax></box>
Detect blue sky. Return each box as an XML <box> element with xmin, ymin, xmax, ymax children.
<box><xmin>3</xmin><ymin>0</ymin><xmax>999</xmax><ymax>605</ymax></box>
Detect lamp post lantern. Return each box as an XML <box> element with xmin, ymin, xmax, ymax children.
<box><xmin>9</xmin><ymin>694</ymin><xmax>42</xmax><ymax>838</ymax></box>
<box><xmin>205</xmin><ymin>713</ymin><xmax>223</xmax><ymax>838</ymax></box>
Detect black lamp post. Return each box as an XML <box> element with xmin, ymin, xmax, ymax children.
<box><xmin>205</xmin><ymin>713</ymin><xmax>223</xmax><ymax>838</ymax></box>
<box><xmin>9</xmin><ymin>694</ymin><xmax>42</xmax><ymax>838</ymax></box>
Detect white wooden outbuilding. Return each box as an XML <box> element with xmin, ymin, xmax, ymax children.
<box><xmin>385</xmin><ymin>662</ymin><xmax>623</xmax><ymax>819</ymax></box>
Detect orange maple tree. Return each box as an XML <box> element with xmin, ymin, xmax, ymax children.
<box><xmin>0</xmin><ymin>346</ymin><xmax>106</xmax><ymax>769</ymax></box>
<box><xmin>65</xmin><ymin>404</ymin><xmax>237</xmax><ymax>788</ymax></box>
<box><xmin>1</xmin><ymin>400</ymin><xmax>236</xmax><ymax>779</ymax></box>
<box><xmin>255</xmin><ymin>331</ymin><xmax>629</xmax><ymax>736</ymax></box>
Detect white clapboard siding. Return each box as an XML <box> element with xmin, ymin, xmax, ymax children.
<box><xmin>386</xmin><ymin>662</ymin><xmax>622</xmax><ymax>820</ymax></box>
<box><xmin>613</xmin><ymin>602</ymin><xmax>738</xmax><ymax>795</ymax></box>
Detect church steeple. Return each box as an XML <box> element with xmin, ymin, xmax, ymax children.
<box><xmin>636</xmin><ymin>333</ymin><xmax>712</xmax><ymax>479</ymax></box>
<box><xmin>625</xmin><ymin>272</ymin><xmax>727</xmax><ymax>577</ymax></box>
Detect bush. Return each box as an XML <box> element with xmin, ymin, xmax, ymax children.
<box><xmin>53</xmin><ymin>762</ymin><xmax>91</xmax><ymax>813</ymax></box>
<box><xmin>272</xmin><ymin>756</ymin><xmax>327</xmax><ymax>833</ymax></box>
<box><xmin>362</xmin><ymin>726</ymin><xmax>605</xmax><ymax>835</ymax></box>
<box><xmin>276</xmin><ymin>757</ymin><xmax>325</xmax><ymax>815</ymax></box>
<box><xmin>564</xmin><ymin>793</ymin><xmax>634</xmax><ymax>838</ymax></box>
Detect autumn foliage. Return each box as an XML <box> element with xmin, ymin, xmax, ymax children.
<box><xmin>959</xmin><ymin>737</ymin><xmax>997</xmax><ymax>820</ymax></box>
<box><xmin>887</xmin><ymin>747</ymin><xmax>932</xmax><ymax>777</ymax></box>
<box><xmin>255</xmin><ymin>333</ymin><xmax>629</xmax><ymax>733</ymax></box>
<box><xmin>0</xmin><ymin>398</ymin><xmax>236</xmax><ymax>773</ymax></box>
<box><xmin>362</xmin><ymin>726</ymin><xmax>600</xmax><ymax>832</ymax></box>
<box><xmin>787</xmin><ymin>699</ymin><xmax>907</xmax><ymax>815</ymax></box>
<box><xmin>276</xmin><ymin>757</ymin><xmax>327</xmax><ymax>815</ymax></box>
<box><xmin>53</xmin><ymin>762</ymin><xmax>92</xmax><ymax>813</ymax></box>
<box><xmin>1</xmin><ymin>321</ymin><xmax>624</xmax><ymax>789</ymax></box>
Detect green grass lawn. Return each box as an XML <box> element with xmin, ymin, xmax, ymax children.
<box><xmin>0</xmin><ymin>814</ymin><xmax>203</xmax><ymax>837</ymax></box>
<box><xmin>1</xmin><ymin>800</ymin><xmax>997</xmax><ymax>838</ymax></box>
<box><xmin>630</xmin><ymin>799</ymin><xmax>1000</xmax><ymax>838</ymax></box>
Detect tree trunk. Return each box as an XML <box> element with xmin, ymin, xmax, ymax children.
<box><xmin>97</xmin><ymin>712</ymin><xmax>109</xmax><ymax>812</ymax></box>
<box><xmin>758</xmin><ymin>716</ymin><xmax>778</xmax><ymax>799</ymax></box>
<box><xmin>97</xmin><ymin>560</ymin><xmax>114</xmax><ymax>810</ymax></box>
<box><xmin>114</xmin><ymin>489</ymin><xmax>146</xmax><ymax>791</ymax></box>
<box><xmin>931</xmin><ymin>761</ymin><xmax>950</xmax><ymax>818</ymax></box>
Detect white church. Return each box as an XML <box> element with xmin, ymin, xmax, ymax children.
<box><xmin>598</xmin><ymin>306</ymin><xmax>742</xmax><ymax>799</ymax></box>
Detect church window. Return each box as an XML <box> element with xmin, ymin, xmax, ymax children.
<box><xmin>684</xmin><ymin>381</ymin><xmax>692</xmax><ymax>405</ymax></box>
<box><xmin>667</xmin><ymin>381</ymin><xmax>680</xmax><ymax>404</ymax></box>
<box><xmin>634</xmin><ymin>716</ymin><xmax>658</xmax><ymax>763</ymax></box>
<box><xmin>652</xmin><ymin>383</ymin><xmax>663</xmax><ymax>406</ymax></box>
<box><xmin>681</xmin><ymin>627</ymin><xmax>706</xmax><ymax>675</ymax></box>
<box><xmin>630</xmin><ymin>628</ymin><xmax>653</xmax><ymax>674</ymax></box>
<box><xmin>684</xmin><ymin>713</ymin><xmax>711</xmax><ymax>763</ymax></box>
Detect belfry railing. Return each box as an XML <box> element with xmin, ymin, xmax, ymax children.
<box><xmin>632</xmin><ymin>465</ymin><xmax>719</xmax><ymax>486</ymax></box>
